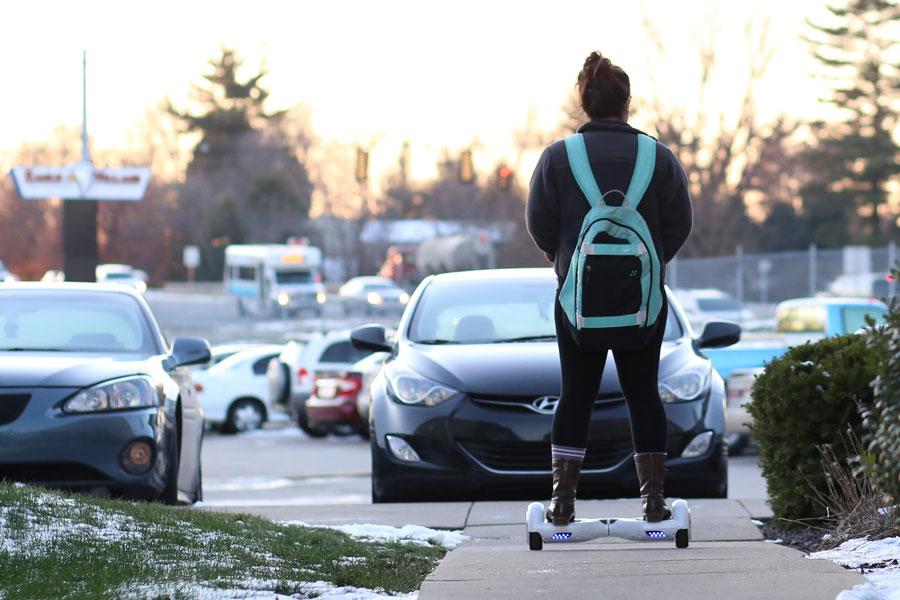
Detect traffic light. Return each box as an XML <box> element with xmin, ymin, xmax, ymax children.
<box><xmin>497</xmin><ymin>164</ymin><xmax>514</xmax><ymax>190</ymax></box>
<box><xmin>355</xmin><ymin>147</ymin><xmax>368</xmax><ymax>183</ymax></box>
<box><xmin>458</xmin><ymin>150</ymin><xmax>475</xmax><ymax>184</ymax></box>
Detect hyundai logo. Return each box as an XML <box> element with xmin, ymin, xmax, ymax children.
<box><xmin>531</xmin><ymin>396</ymin><xmax>559</xmax><ymax>414</ymax></box>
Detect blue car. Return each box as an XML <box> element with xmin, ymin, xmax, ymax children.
<box><xmin>0</xmin><ymin>284</ymin><xmax>210</xmax><ymax>504</ymax></box>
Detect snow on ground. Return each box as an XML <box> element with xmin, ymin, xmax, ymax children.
<box><xmin>808</xmin><ymin>537</ymin><xmax>900</xmax><ymax>600</ymax></box>
<box><xmin>286</xmin><ymin>521</ymin><xmax>468</xmax><ymax>550</ymax></box>
<box><xmin>121</xmin><ymin>580</ymin><xmax>417</xmax><ymax>599</ymax></box>
<box><xmin>0</xmin><ymin>492</ymin><xmax>139</xmax><ymax>557</ymax></box>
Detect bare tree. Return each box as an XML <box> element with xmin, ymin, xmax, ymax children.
<box><xmin>639</xmin><ymin>15</ymin><xmax>806</xmax><ymax>256</ymax></box>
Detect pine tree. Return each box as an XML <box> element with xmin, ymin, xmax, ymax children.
<box><xmin>168</xmin><ymin>48</ymin><xmax>281</xmax><ymax>158</ymax></box>
<box><xmin>803</xmin><ymin>0</ymin><xmax>900</xmax><ymax>242</ymax></box>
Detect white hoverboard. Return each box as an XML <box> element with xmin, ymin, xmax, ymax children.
<box><xmin>526</xmin><ymin>499</ymin><xmax>691</xmax><ymax>550</ymax></box>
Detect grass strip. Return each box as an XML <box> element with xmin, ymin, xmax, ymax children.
<box><xmin>0</xmin><ymin>482</ymin><xmax>446</xmax><ymax>599</ymax></box>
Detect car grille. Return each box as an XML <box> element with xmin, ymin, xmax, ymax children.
<box><xmin>0</xmin><ymin>394</ymin><xmax>30</xmax><ymax>425</ymax></box>
<box><xmin>470</xmin><ymin>392</ymin><xmax>625</xmax><ymax>414</ymax></box>
<box><xmin>458</xmin><ymin>439</ymin><xmax>632</xmax><ymax>473</ymax></box>
<box><xmin>0</xmin><ymin>462</ymin><xmax>111</xmax><ymax>483</ymax></box>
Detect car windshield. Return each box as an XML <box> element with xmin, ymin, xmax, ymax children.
<box><xmin>275</xmin><ymin>270</ymin><xmax>313</xmax><ymax>284</ymax></box>
<box><xmin>364</xmin><ymin>282</ymin><xmax>396</xmax><ymax>291</ymax></box>
<box><xmin>696</xmin><ymin>297</ymin><xmax>739</xmax><ymax>312</ymax></box>
<box><xmin>0</xmin><ymin>290</ymin><xmax>160</xmax><ymax>355</ymax></box>
<box><xmin>409</xmin><ymin>278</ymin><xmax>682</xmax><ymax>344</ymax></box>
<box><xmin>104</xmin><ymin>272</ymin><xmax>135</xmax><ymax>280</ymax></box>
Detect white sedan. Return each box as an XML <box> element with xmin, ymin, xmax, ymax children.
<box><xmin>339</xmin><ymin>276</ymin><xmax>410</xmax><ymax>315</ymax></box>
<box><xmin>193</xmin><ymin>344</ymin><xmax>286</xmax><ymax>433</ymax></box>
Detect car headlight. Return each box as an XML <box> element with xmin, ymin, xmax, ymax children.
<box><xmin>658</xmin><ymin>364</ymin><xmax>711</xmax><ymax>403</ymax></box>
<box><xmin>316</xmin><ymin>290</ymin><xmax>327</xmax><ymax>304</ymax></box>
<box><xmin>277</xmin><ymin>291</ymin><xmax>291</xmax><ymax>306</ymax></box>
<box><xmin>384</xmin><ymin>364</ymin><xmax>457</xmax><ymax>406</ymax></box>
<box><xmin>399</xmin><ymin>292</ymin><xmax>410</xmax><ymax>305</ymax></box>
<box><xmin>63</xmin><ymin>376</ymin><xmax>160</xmax><ymax>414</ymax></box>
<box><xmin>367</xmin><ymin>292</ymin><xmax>384</xmax><ymax>306</ymax></box>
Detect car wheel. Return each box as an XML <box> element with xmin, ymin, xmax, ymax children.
<box><xmin>297</xmin><ymin>406</ymin><xmax>328</xmax><ymax>438</ymax></box>
<box><xmin>726</xmin><ymin>432</ymin><xmax>750</xmax><ymax>456</ymax></box>
<box><xmin>371</xmin><ymin>436</ymin><xmax>410</xmax><ymax>503</ymax></box>
<box><xmin>225</xmin><ymin>398</ymin><xmax>266</xmax><ymax>433</ymax></box>
<box><xmin>163</xmin><ymin>418</ymin><xmax>182</xmax><ymax>505</ymax></box>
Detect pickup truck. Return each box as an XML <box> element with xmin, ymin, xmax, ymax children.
<box><xmin>707</xmin><ymin>296</ymin><xmax>888</xmax><ymax>454</ymax></box>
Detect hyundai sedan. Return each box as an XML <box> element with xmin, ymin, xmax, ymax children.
<box><xmin>351</xmin><ymin>268</ymin><xmax>740</xmax><ymax>503</ymax></box>
<box><xmin>0</xmin><ymin>284</ymin><xmax>210</xmax><ymax>504</ymax></box>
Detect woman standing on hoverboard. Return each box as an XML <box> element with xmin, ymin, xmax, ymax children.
<box><xmin>526</xmin><ymin>52</ymin><xmax>693</xmax><ymax>525</ymax></box>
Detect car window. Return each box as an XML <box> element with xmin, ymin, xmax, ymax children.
<box><xmin>777</xmin><ymin>305</ymin><xmax>827</xmax><ymax>333</ymax></box>
<box><xmin>252</xmin><ymin>354</ymin><xmax>278</xmax><ymax>375</ymax></box>
<box><xmin>409</xmin><ymin>279</ymin><xmax>682</xmax><ymax>343</ymax></box>
<box><xmin>0</xmin><ymin>291</ymin><xmax>159</xmax><ymax>355</ymax></box>
<box><xmin>319</xmin><ymin>340</ymin><xmax>370</xmax><ymax>363</ymax></box>
<box><xmin>842</xmin><ymin>306</ymin><xmax>886</xmax><ymax>333</ymax></box>
<box><xmin>275</xmin><ymin>270</ymin><xmax>313</xmax><ymax>284</ymax></box>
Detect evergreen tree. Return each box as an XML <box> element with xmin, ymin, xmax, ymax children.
<box><xmin>803</xmin><ymin>0</ymin><xmax>900</xmax><ymax>242</ymax></box>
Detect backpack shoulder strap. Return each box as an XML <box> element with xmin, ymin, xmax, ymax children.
<box><xmin>623</xmin><ymin>134</ymin><xmax>656</xmax><ymax>209</ymax></box>
<box><xmin>564</xmin><ymin>134</ymin><xmax>603</xmax><ymax>208</ymax></box>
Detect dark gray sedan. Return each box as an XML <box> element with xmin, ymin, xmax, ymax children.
<box><xmin>0</xmin><ymin>284</ymin><xmax>210</xmax><ymax>504</ymax></box>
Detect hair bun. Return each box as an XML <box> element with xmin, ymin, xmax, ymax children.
<box><xmin>576</xmin><ymin>51</ymin><xmax>631</xmax><ymax>120</ymax></box>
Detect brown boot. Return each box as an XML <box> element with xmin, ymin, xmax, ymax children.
<box><xmin>634</xmin><ymin>453</ymin><xmax>671</xmax><ymax>522</ymax></box>
<box><xmin>546</xmin><ymin>456</ymin><xmax>583</xmax><ymax>525</ymax></box>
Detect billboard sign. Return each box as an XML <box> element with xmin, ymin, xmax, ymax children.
<box><xmin>10</xmin><ymin>160</ymin><xmax>150</xmax><ymax>201</ymax></box>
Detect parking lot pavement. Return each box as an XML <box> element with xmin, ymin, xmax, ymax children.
<box><xmin>201</xmin><ymin>424</ymin><xmax>768</xmax><ymax>513</ymax></box>
<box><xmin>200</xmin><ymin>426</ymin><xmax>371</xmax><ymax>508</ymax></box>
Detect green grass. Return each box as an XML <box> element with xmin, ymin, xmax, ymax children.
<box><xmin>0</xmin><ymin>482</ymin><xmax>447</xmax><ymax>599</ymax></box>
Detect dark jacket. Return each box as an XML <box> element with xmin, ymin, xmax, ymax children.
<box><xmin>526</xmin><ymin>120</ymin><xmax>692</xmax><ymax>287</ymax></box>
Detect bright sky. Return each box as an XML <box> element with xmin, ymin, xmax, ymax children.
<box><xmin>2</xmin><ymin>0</ymin><xmax>831</xmax><ymax>182</ymax></box>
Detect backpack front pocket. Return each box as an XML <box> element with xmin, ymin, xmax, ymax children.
<box><xmin>581</xmin><ymin>251</ymin><xmax>643</xmax><ymax>317</ymax></box>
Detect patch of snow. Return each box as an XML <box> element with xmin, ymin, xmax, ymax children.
<box><xmin>765</xmin><ymin>538</ymin><xmax>783</xmax><ymax>544</ymax></box>
<box><xmin>751</xmin><ymin>519</ymin><xmax>764</xmax><ymax>526</ymax></box>
<box><xmin>810</xmin><ymin>537</ymin><xmax>900</xmax><ymax>600</ymax></box>
<box><xmin>200</xmin><ymin>494</ymin><xmax>369</xmax><ymax>507</ymax></box>
<box><xmin>335</xmin><ymin>556</ymin><xmax>368</xmax><ymax>567</ymax></box>
<box><xmin>809</xmin><ymin>537</ymin><xmax>900</xmax><ymax>569</ymax></box>
<box><xmin>203</xmin><ymin>477</ymin><xmax>295</xmax><ymax>492</ymax></box>
<box><xmin>285</xmin><ymin>521</ymin><xmax>468</xmax><ymax>550</ymax></box>
<box><xmin>121</xmin><ymin>580</ymin><xmax>417</xmax><ymax>600</ymax></box>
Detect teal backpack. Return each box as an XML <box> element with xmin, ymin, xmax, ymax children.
<box><xmin>558</xmin><ymin>133</ymin><xmax>663</xmax><ymax>334</ymax></box>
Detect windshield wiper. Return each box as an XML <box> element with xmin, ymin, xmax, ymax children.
<box><xmin>414</xmin><ymin>339</ymin><xmax>461</xmax><ymax>345</ymax></box>
<box><xmin>489</xmin><ymin>335</ymin><xmax>557</xmax><ymax>344</ymax></box>
<box><xmin>0</xmin><ymin>347</ymin><xmax>68</xmax><ymax>352</ymax></box>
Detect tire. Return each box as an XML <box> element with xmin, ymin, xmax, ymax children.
<box><xmin>224</xmin><ymin>398</ymin><xmax>266</xmax><ymax>433</ymax></box>
<box><xmin>726</xmin><ymin>433</ymin><xmax>750</xmax><ymax>456</ymax></box>
<box><xmin>371</xmin><ymin>437</ymin><xmax>411</xmax><ymax>503</ymax></box>
<box><xmin>529</xmin><ymin>532</ymin><xmax>543</xmax><ymax>551</ymax></box>
<box><xmin>163</xmin><ymin>416</ymin><xmax>182</xmax><ymax>505</ymax></box>
<box><xmin>676</xmin><ymin>529</ymin><xmax>689</xmax><ymax>549</ymax></box>
<box><xmin>297</xmin><ymin>405</ymin><xmax>328</xmax><ymax>438</ymax></box>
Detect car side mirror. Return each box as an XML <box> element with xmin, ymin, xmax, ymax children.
<box><xmin>166</xmin><ymin>336</ymin><xmax>212</xmax><ymax>369</ymax></box>
<box><xmin>696</xmin><ymin>321</ymin><xmax>742</xmax><ymax>349</ymax></box>
<box><xmin>351</xmin><ymin>325</ymin><xmax>393</xmax><ymax>353</ymax></box>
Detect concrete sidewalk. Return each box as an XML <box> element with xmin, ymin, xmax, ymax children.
<box><xmin>206</xmin><ymin>498</ymin><xmax>864</xmax><ymax>599</ymax></box>
<box><xmin>419</xmin><ymin>499</ymin><xmax>864</xmax><ymax>600</ymax></box>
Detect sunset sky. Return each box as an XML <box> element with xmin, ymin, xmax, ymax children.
<box><xmin>2</xmin><ymin>0</ymin><xmax>835</xmax><ymax>183</ymax></box>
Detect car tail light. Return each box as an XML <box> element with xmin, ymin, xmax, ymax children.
<box><xmin>315</xmin><ymin>273</ymin><xmax>323</xmax><ymax>283</ymax></box>
<box><xmin>339</xmin><ymin>373</ymin><xmax>363</xmax><ymax>396</ymax></box>
<box><xmin>297</xmin><ymin>367</ymin><xmax>309</xmax><ymax>385</ymax></box>
<box><xmin>194</xmin><ymin>383</ymin><xmax>203</xmax><ymax>393</ymax></box>
<box><xmin>313</xmin><ymin>372</ymin><xmax>362</xmax><ymax>400</ymax></box>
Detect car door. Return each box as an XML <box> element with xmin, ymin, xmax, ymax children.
<box><xmin>172</xmin><ymin>365</ymin><xmax>204</xmax><ymax>500</ymax></box>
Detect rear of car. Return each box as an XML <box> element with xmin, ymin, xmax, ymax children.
<box><xmin>306</xmin><ymin>370</ymin><xmax>365</xmax><ymax>435</ymax></box>
<box><xmin>267</xmin><ymin>332</ymin><xmax>375</xmax><ymax>433</ymax></box>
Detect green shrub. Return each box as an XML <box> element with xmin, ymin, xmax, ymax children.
<box><xmin>863</xmin><ymin>277</ymin><xmax>900</xmax><ymax>518</ymax></box>
<box><xmin>748</xmin><ymin>334</ymin><xmax>881</xmax><ymax>524</ymax></box>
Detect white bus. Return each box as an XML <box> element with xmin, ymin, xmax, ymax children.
<box><xmin>224</xmin><ymin>244</ymin><xmax>326</xmax><ymax>317</ymax></box>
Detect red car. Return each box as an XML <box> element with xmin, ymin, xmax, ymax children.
<box><xmin>304</xmin><ymin>370</ymin><xmax>367</xmax><ymax>437</ymax></box>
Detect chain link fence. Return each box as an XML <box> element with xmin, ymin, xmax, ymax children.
<box><xmin>668</xmin><ymin>243</ymin><xmax>898</xmax><ymax>304</ymax></box>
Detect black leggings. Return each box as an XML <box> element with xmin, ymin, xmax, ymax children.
<box><xmin>552</xmin><ymin>299</ymin><xmax>668</xmax><ymax>454</ymax></box>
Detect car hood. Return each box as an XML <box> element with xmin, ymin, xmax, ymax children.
<box><xmin>402</xmin><ymin>341</ymin><xmax>685</xmax><ymax>397</ymax></box>
<box><xmin>0</xmin><ymin>352</ymin><xmax>154</xmax><ymax>388</ymax></box>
